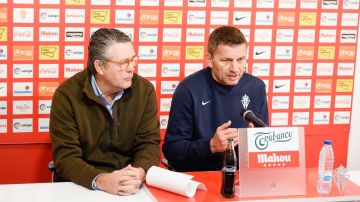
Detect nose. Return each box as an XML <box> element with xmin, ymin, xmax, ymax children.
<box><xmin>126</xmin><ymin>63</ymin><xmax>135</xmax><ymax>72</ymax></box>
<box><xmin>229</xmin><ymin>60</ymin><xmax>242</xmax><ymax>72</ymax></box>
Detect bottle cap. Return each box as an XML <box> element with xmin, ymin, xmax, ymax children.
<box><xmin>324</xmin><ymin>140</ymin><xmax>332</xmax><ymax>145</ymax></box>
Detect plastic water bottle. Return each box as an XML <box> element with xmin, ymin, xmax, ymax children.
<box><xmin>317</xmin><ymin>140</ymin><xmax>334</xmax><ymax>194</ymax></box>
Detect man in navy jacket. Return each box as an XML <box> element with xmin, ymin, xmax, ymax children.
<box><xmin>163</xmin><ymin>26</ymin><xmax>269</xmax><ymax>171</ymax></box>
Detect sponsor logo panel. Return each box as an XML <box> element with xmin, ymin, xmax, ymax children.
<box><xmin>13</xmin><ymin>100</ymin><xmax>33</xmax><ymax>115</ymax></box>
<box><xmin>91</xmin><ymin>9</ymin><xmax>110</xmax><ymax>24</ymax></box>
<box><xmin>336</xmin><ymin>79</ymin><xmax>353</xmax><ymax>92</ymax></box>
<box><xmin>38</xmin><ymin>118</ymin><xmax>50</xmax><ymax>132</ymax></box>
<box><xmin>186</xmin><ymin>46</ymin><xmax>204</xmax><ymax>60</ymax></box>
<box><xmin>39</xmin><ymin>82</ymin><xmax>59</xmax><ymax>97</ymax></box>
<box><xmin>13</xmin><ymin>118</ymin><xmax>33</xmax><ymax>133</ymax></box>
<box><xmin>38</xmin><ymin>100</ymin><xmax>52</xmax><ymax>114</ymax></box>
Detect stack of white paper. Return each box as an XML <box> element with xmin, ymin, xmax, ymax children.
<box><xmin>146</xmin><ymin>166</ymin><xmax>207</xmax><ymax>198</ymax></box>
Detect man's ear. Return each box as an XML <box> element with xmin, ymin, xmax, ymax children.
<box><xmin>206</xmin><ymin>53</ymin><xmax>213</xmax><ymax>68</ymax></box>
<box><xmin>94</xmin><ymin>60</ymin><xmax>105</xmax><ymax>75</ymax></box>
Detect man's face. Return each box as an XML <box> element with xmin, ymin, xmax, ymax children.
<box><xmin>101</xmin><ymin>42</ymin><xmax>137</xmax><ymax>91</ymax></box>
<box><xmin>207</xmin><ymin>43</ymin><xmax>247</xmax><ymax>86</ymax></box>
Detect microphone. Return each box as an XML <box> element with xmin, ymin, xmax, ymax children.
<box><xmin>240</xmin><ymin>109</ymin><xmax>267</xmax><ymax>127</ymax></box>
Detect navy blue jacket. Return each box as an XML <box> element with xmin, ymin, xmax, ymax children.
<box><xmin>163</xmin><ymin>67</ymin><xmax>268</xmax><ymax>171</ymax></box>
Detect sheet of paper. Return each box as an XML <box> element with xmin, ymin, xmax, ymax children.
<box><xmin>146</xmin><ymin>166</ymin><xmax>207</xmax><ymax>197</ymax></box>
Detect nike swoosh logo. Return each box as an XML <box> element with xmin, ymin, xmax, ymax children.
<box><xmin>235</xmin><ymin>16</ymin><xmax>246</xmax><ymax>21</ymax></box>
<box><xmin>255</xmin><ymin>51</ymin><xmax>266</xmax><ymax>55</ymax></box>
<box><xmin>275</xmin><ymin>84</ymin><xmax>286</xmax><ymax>89</ymax></box>
<box><xmin>201</xmin><ymin>101</ymin><xmax>211</xmax><ymax>106</ymax></box>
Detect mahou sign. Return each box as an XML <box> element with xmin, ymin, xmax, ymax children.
<box><xmin>247</xmin><ymin>127</ymin><xmax>300</xmax><ymax>169</ymax></box>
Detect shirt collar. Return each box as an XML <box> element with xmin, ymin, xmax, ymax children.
<box><xmin>91</xmin><ymin>75</ymin><xmax>124</xmax><ymax>106</ymax></box>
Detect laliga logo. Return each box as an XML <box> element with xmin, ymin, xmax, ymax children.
<box><xmin>14</xmin><ymin>122</ymin><xmax>20</xmax><ymax>129</ymax></box>
<box><xmin>65</xmin><ymin>49</ymin><xmax>72</xmax><ymax>56</ymax></box>
<box><xmin>255</xmin><ymin>131</ymin><xmax>293</xmax><ymax>150</ymax></box>
<box><xmin>40</xmin><ymin>12</ymin><xmax>47</xmax><ymax>19</ymax></box>
<box><xmin>14</xmin><ymin>68</ymin><xmax>21</xmax><ymax>74</ymax></box>
<box><xmin>39</xmin><ymin>104</ymin><xmax>47</xmax><ymax>111</ymax></box>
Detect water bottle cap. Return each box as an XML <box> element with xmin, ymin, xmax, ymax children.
<box><xmin>324</xmin><ymin>140</ymin><xmax>332</xmax><ymax>145</ymax></box>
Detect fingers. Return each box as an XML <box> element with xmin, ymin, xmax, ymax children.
<box><xmin>217</xmin><ymin>120</ymin><xmax>231</xmax><ymax>130</ymax></box>
<box><xmin>248</xmin><ymin>122</ymin><xmax>255</xmax><ymax>128</ymax></box>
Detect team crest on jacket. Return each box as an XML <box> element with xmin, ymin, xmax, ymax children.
<box><xmin>241</xmin><ymin>94</ymin><xmax>250</xmax><ymax>109</ymax></box>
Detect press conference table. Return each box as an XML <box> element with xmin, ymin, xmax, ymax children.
<box><xmin>1</xmin><ymin>169</ymin><xmax>360</xmax><ymax>202</ymax></box>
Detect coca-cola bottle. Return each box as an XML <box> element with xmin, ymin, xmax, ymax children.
<box><xmin>221</xmin><ymin>138</ymin><xmax>237</xmax><ymax>198</ymax></box>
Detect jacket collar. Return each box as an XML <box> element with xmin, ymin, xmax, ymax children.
<box><xmin>82</xmin><ymin>68</ymin><xmax>133</xmax><ymax>104</ymax></box>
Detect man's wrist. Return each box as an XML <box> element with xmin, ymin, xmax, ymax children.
<box><xmin>92</xmin><ymin>173</ymin><xmax>104</xmax><ymax>190</ymax></box>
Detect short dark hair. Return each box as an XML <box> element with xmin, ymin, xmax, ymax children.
<box><xmin>87</xmin><ymin>28</ymin><xmax>131</xmax><ymax>74</ymax></box>
<box><xmin>207</xmin><ymin>26</ymin><xmax>247</xmax><ymax>56</ymax></box>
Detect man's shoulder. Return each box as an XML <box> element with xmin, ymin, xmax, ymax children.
<box><xmin>56</xmin><ymin>69</ymin><xmax>87</xmax><ymax>93</ymax></box>
<box><xmin>132</xmin><ymin>74</ymin><xmax>155</xmax><ymax>91</ymax></box>
<box><xmin>242</xmin><ymin>73</ymin><xmax>266</xmax><ymax>87</ymax></box>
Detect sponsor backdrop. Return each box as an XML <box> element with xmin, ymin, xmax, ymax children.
<box><xmin>0</xmin><ymin>0</ymin><xmax>359</xmax><ymax>167</ymax></box>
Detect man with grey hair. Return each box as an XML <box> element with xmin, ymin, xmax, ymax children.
<box><xmin>50</xmin><ymin>28</ymin><xmax>160</xmax><ymax>195</ymax></box>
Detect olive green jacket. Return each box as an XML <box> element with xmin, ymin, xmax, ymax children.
<box><xmin>50</xmin><ymin>69</ymin><xmax>160</xmax><ymax>189</ymax></box>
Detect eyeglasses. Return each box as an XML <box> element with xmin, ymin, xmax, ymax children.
<box><xmin>103</xmin><ymin>55</ymin><xmax>139</xmax><ymax>70</ymax></box>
